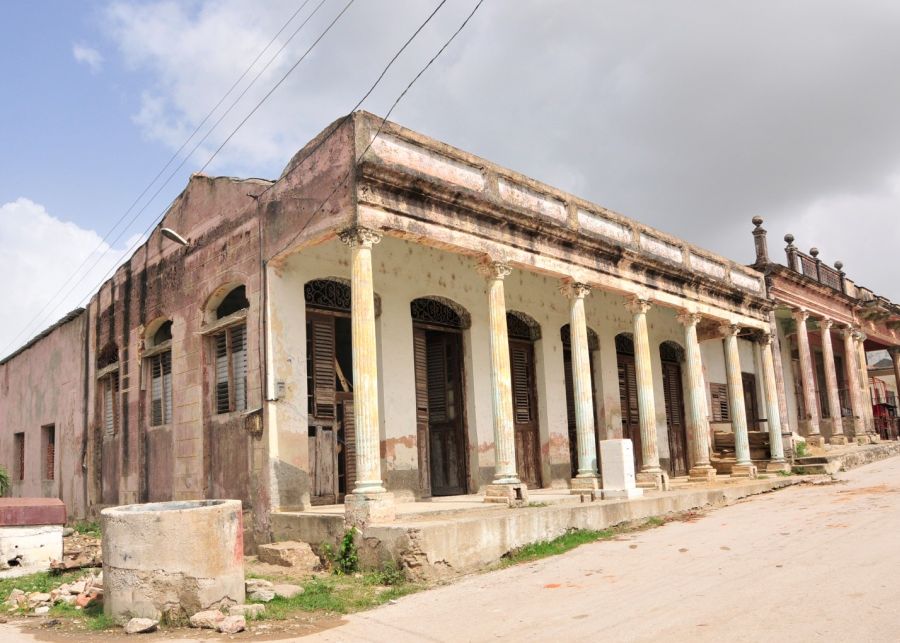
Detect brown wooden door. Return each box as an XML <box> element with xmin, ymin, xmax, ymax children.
<box><xmin>617</xmin><ymin>354</ymin><xmax>642</xmax><ymax>470</ymax></box>
<box><xmin>662</xmin><ymin>360</ymin><xmax>688</xmax><ymax>476</ymax></box>
<box><xmin>414</xmin><ymin>327</ymin><xmax>467</xmax><ymax>496</ymax></box>
<box><xmin>510</xmin><ymin>338</ymin><xmax>541</xmax><ymax>488</ymax></box>
<box><xmin>742</xmin><ymin>372</ymin><xmax>759</xmax><ymax>430</ymax></box>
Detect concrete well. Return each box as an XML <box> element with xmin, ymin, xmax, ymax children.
<box><xmin>101</xmin><ymin>499</ymin><xmax>245</xmax><ymax>623</ymax></box>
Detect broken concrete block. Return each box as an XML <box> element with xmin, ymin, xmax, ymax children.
<box><xmin>124</xmin><ymin>618</ymin><xmax>158</xmax><ymax>634</ymax></box>
<box><xmin>229</xmin><ymin>603</ymin><xmax>265</xmax><ymax>619</ymax></box>
<box><xmin>28</xmin><ymin>593</ymin><xmax>51</xmax><ymax>607</ymax></box>
<box><xmin>273</xmin><ymin>584</ymin><xmax>303</xmax><ymax>599</ymax></box>
<box><xmin>245</xmin><ymin>578</ymin><xmax>273</xmax><ymax>591</ymax></box>
<box><xmin>34</xmin><ymin>606</ymin><xmax>50</xmax><ymax>616</ymax></box>
<box><xmin>217</xmin><ymin>615</ymin><xmax>246</xmax><ymax>634</ymax></box>
<box><xmin>248</xmin><ymin>587</ymin><xmax>275</xmax><ymax>602</ymax></box>
<box><xmin>257</xmin><ymin>541</ymin><xmax>320</xmax><ymax>570</ymax></box>
<box><xmin>6</xmin><ymin>589</ymin><xmax>25</xmax><ymax>608</ymax></box>
<box><xmin>189</xmin><ymin>609</ymin><xmax>225</xmax><ymax>629</ymax></box>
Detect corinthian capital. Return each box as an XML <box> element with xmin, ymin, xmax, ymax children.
<box><xmin>625</xmin><ymin>296</ymin><xmax>652</xmax><ymax>315</ymax></box>
<box><xmin>676</xmin><ymin>311</ymin><xmax>703</xmax><ymax>328</ymax></box>
<box><xmin>339</xmin><ymin>226</ymin><xmax>382</xmax><ymax>248</ymax></box>
<box><xmin>560</xmin><ymin>280</ymin><xmax>591</xmax><ymax>300</ymax></box>
<box><xmin>477</xmin><ymin>259</ymin><xmax>513</xmax><ymax>281</ymax></box>
<box><xmin>718</xmin><ymin>323</ymin><xmax>742</xmax><ymax>337</ymax></box>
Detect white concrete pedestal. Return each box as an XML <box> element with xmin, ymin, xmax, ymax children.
<box><xmin>599</xmin><ymin>439</ymin><xmax>644</xmax><ymax>500</ymax></box>
<box><xmin>345</xmin><ymin>492</ymin><xmax>396</xmax><ymax>528</ymax></box>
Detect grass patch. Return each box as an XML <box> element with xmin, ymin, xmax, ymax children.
<box><xmin>49</xmin><ymin>601</ymin><xmax>115</xmax><ymax>631</ymax></box>
<box><xmin>501</xmin><ymin>529</ymin><xmax>616</xmax><ymax>566</ymax></box>
<box><xmin>0</xmin><ymin>570</ymin><xmax>83</xmax><ymax>601</ymax></box>
<box><xmin>70</xmin><ymin>521</ymin><xmax>101</xmax><ymax>537</ymax></box>
<box><xmin>252</xmin><ymin>572</ymin><xmax>423</xmax><ymax>621</ymax></box>
<box><xmin>501</xmin><ymin>515</ymin><xmax>676</xmax><ymax>567</ymax></box>
<box><xmin>776</xmin><ymin>469</ymin><xmax>795</xmax><ymax>477</ymax></box>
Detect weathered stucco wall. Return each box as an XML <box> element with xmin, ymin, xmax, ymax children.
<box><xmin>0</xmin><ymin>312</ymin><xmax>88</xmax><ymax>518</ymax></box>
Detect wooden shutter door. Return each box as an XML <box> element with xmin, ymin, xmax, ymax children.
<box><xmin>413</xmin><ymin>328</ymin><xmax>431</xmax><ymax>496</ymax></box>
<box><xmin>342</xmin><ymin>399</ymin><xmax>356</xmax><ymax>494</ymax></box>
<box><xmin>662</xmin><ymin>361</ymin><xmax>687</xmax><ymax>476</ymax></box>
<box><xmin>510</xmin><ymin>340</ymin><xmax>540</xmax><ymax>488</ymax></box>
<box><xmin>564</xmin><ymin>348</ymin><xmax>578</xmax><ymax>477</ymax></box>
<box><xmin>309</xmin><ymin>314</ymin><xmax>336</xmax><ymax>419</ymax></box>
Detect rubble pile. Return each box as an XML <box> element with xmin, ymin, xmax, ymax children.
<box><xmin>50</xmin><ymin>528</ymin><xmax>102</xmax><ymax>572</ymax></box>
<box><xmin>4</xmin><ymin>571</ymin><xmax>103</xmax><ymax>615</ymax></box>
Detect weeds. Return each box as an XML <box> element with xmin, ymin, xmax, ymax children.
<box><xmin>323</xmin><ymin>528</ymin><xmax>359</xmax><ymax>575</ymax></box>
<box><xmin>70</xmin><ymin>521</ymin><xmax>101</xmax><ymax>537</ymax></box>
<box><xmin>794</xmin><ymin>442</ymin><xmax>809</xmax><ymax>457</ymax></box>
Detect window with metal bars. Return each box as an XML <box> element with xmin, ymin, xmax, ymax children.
<box><xmin>149</xmin><ymin>351</ymin><xmax>173</xmax><ymax>425</ymax></box>
<box><xmin>212</xmin><ymin>324</ymin><xmax>247</xmax><ymax>415</ymax></box>
<box><xmin>42</xmin><ymin>425</ymin><xmax>55</xmax><ymax>480</ymax></box>
<box><xmin>14</xmin><ymin>432</ymin><xmax>25</xmax><ymax>481</ymax></box>
<box><xmin>100</xmin><ymin>374</ymin><xmax>119</xmax><ymax>437</ymax></box>
<box><xmin>709</xmin><ymin>383</ymin><xmax>730</xmax><ymax>422</ymax></box>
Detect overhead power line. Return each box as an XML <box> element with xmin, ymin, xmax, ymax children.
<box><xmin>1</xmin><ymin>0</ymin><xmax>327</xmax><ymax>356</ymax></box>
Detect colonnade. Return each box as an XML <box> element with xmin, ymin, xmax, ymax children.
<box><xmin>339</xmin><ymin>226</ymin><xmax>794</xmax><ymax>519</ymax></box>
<box><xmin>790</xmin><ymin>309</ymin><xmax>876</xmax><ymax>446</ymax></box>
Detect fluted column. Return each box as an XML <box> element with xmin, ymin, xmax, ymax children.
<box><xmin>721</xmin><ymin>324</ymin><xmax>757</xmax><ymax>477</ymax></box>
<box><xmin>562</xmin><ymin>282</ymin><xmax>600</xmax><ymax>490</ymax></box>
<box><xmin>677</xmin><ymin>312</ymin><xmax>716</xmax><ymax>482</ymax></box>
<box><xmin>819</xmin><ymin>319</ymin><xmax>847</xmax><ymax>444</ymax></box>
<box><xmin>890</xmin><ymin>348</ymin><xmax>900</xmax><ymax>438</ymax></box>
<box><xmin>793</xmin><ymin>309</ymin><xmax>824</xmax><ymax>447</ymax></box>
<box><xmin>841</xmin><ymin>327</ymin><xmax>868</xmax><ymax>444</ymax></box>
<box><xmin>626</xmin><ymin>297</ymin><xmax>667</xmax><ymax>490</ymax></box>
<box><xmin>479</xmin><ymin>260</ymin><xmax>522</xmax><ymax>492</ymax></box>
<box><xmin>340</xmin><ymin>227</ymin><xmax>386</xmax><ymax>495</ymax></box>
<box><xmin>855</xmin><ymin>331</ymin><xmax>877</xmax><ymax>440</ymax></box>
<box><xmin>758</xmin><ymin>332</ymin><xmax>790</xmax><ymax>471</ymax></box>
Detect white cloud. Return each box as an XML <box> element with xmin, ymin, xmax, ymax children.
<box><xmin>72</xmin><ymin>43</ymin><xmax>104</xmax><ymax>73</ymax></box>
<box><xmin>0</xmin><ymin>198</ymin><xmax>137</xmax><ymax>357</ymax></box>
<box><xmin>99</xmin><ymin>0</ymin><xmax>900</xmax><ymax>300</ymax></box>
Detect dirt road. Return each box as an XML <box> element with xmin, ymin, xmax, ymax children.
<box><xmin>302</xmin><ymin>458</ymin><xmax>900</xmax><ymax>642</ymax></box>
<box><xmin>4</xmin><ymin>457</ymin><xmax>900</xmax><ymax>642</ymax></box>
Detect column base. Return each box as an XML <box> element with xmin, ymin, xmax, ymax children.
<box><xmin>688</xmin><ymin>466</ymin><xmax>717</xmax><ymax>483</ymax></box>
<box><xmin>856</xmin><ymin>434</ymin><xmax>872</xmax><ymax>445</ymax></box>
<box><xmin>570</xmin><ymin>476</ymin><xmax>601</xmax><ymax>499</ymax></box>
<box><xmin>636</xmin><ymin>470</ymin><xmax>670</xmax><ymax>491</ymax></box>
<box><xmin>730</xmin><ymin>463</ymin><xmax>758</xmax><ymax>478</ymax></box>
<box><xmin>869</xmin><ymin>433</ymin><xmax>881</xmax><ymax>443</ymax></box>
<box><xmin>828</xmin><ymin>434</ymin><xmax>849</xmax><ymax>446</ymax></box>
<box><xmin>765</xmin><ymin>460</ymin><xmax>792</xmax><ymax>474</ymax></box>
<box><xmin>483</xmin><ymin>483</ymin><xmax>529</xmax><ymax>507</ymax></box>
<box><xmin>344</xmin><ymin>492</ymin><xmax>395</xmax><ymax>528</ymax></box>
<box><xmin>805</xmin><ymin>435</ymin><xmax>825</xmax><ymax>448</ymax></box>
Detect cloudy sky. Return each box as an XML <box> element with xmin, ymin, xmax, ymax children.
<box><xmin>3</xmin><ymin>0</ymin><xmax>900</xmax><ymax>355</ymax></box>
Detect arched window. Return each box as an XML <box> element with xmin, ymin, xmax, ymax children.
<box><xmin>97</xmin><ymin>342</ymin><xmax>119</xmax><ymax>437</ymax></box>
<box><xmin>216</xmin><ymin>286</ymin><xmax>249</xmax><ymax>319</ymax></box>
<box><xmin>145</xmin><ymin>320</ymin><xmax>173</xmax><ymax>426</ymax></box>
<box><xmin>304</xmin><ymin>279</ymin><xmax>351</xmax><ymax>312</ymax></box>
<box><xmin>660</xmin><ymin>341</ymin><xmax>685</xmax><ymax>363</ymax></box>
<box><xmin>507</xmin><ymin>311</ymin><xmax>541</xmax><ymax>341</ymax></box>
<box><xmin>410</xmin><ymin>297</ymin><xmax>471</xmax><ymax>329</ymax></box>
<box><xmin>207</xmin><ymin>285</ymin><xmax>248</xmax><ymax>415</ymax></box>
<box><xmin>560</xmin><ymin>324</ymin><xmax>599</xmax><ymax>351</ymax></box>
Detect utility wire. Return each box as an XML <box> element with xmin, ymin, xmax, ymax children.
<box><xmin>269</xmin><ymin>0</ymin><xmax>484</xmax><ymax>261</ymax></box>
<box><xmin>2</xmin><ymin>0</ymin><xmax>318</xmax><ymax>355</ymax></box>
<box><xmin>61</xmin><ymin>0</ymin><xmax>357</xmax><ymax>315</ymax></box>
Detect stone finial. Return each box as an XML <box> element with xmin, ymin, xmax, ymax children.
<box><xmin>784</xmin><ymin>233</ymin><xmax>795</xmax><ymax>247</ymax></box>
<box><xmin>834</xmin><ymin>260</ymin><xmax>844</xmax><ymax>271</ymax></box>
<box><xmin>751</xmin><ymin>216</ymin><xmax>769</xmax><ymax>264</ymax></box>
<box><xmin>809</xmin><ymin>247</ymin><xmax>819</xmax><ymax>258</ymax></box>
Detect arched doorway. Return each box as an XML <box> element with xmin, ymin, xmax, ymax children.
<box><xmin>411</xmin><ymin>297</ymin><xmax>470</xmax><ymax>497</ymax></box>
<box><xmin>305</xmin><ymin>279</ymin><xmax>357</xmax><ymax>505</ymax></box>
<box><xmin>615</xmin><ymin>333</ymin><xmax>643</xmax><ymax>470</ymax></box>
<box><xmin>561</xmin><ymin>324</ymin><xmax>599</xmax><ymax>478</ymax></box>
<box><xmin>507</xmin><ymin>311</ymin><xmax>542</xmax><ymax>488</ymax></box>
<box><xmin>660</xmin><ymin>341</ymin><xmax>688</xmax><ymax>477</ymax></box>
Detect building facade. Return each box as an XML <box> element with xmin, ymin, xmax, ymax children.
<box><xmin>5</xmin><ymin>112</ymin><xmax>875</xmax><ymax>544</ymax></box>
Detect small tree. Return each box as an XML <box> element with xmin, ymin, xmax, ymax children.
<box><xmin>0</xmin><ymin>465</ymin><xmax>10</xmax><ymax>497</ymax></box>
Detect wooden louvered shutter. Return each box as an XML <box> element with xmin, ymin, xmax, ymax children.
<box><xmin>427</xmin><ymin>338</ymin><xmax>448</xmax><ymax>424</ymax></box>
<box><xmin>342</xmin><ymin>399</ymin><xmax>356</xmax><ymax>493</ymax></box>
<box><xmin>626</xmin><ymin>362</ymin><xmax>639</xmax><ymax>423</ymax></box>
<box><xmin>510</xmin><ymin>343</ymin><xmax>531</xmax><ymax>424</ymax></box>
<box><xmin>413</xmin><ymin>328</ymin><xmax>431</xmax><ymax>496</ymax></box>
<box><xmin>150</xmin><ymin>355</ymin><xmax>164</xmax><ymax>425</ymax></box>
<box><xmin>710</xmin><ymin>383</ymin><xmax>730</xmax><ymax>422</ymax></box>
<box><xmin>742</xmin><ymin>373</ymin><xmax>758</xmax><ymax>429</ymax></box>
<box><xmin>231</xmin><ymin>325</ymin><xmax>248</xmax><ymax>412</ymax></box>
<box><xmin>309</xmin><ymin>315</ymin><xmax>336</xmax><ymax>419</ymax></box>
<box><xmin>214</xmin><ymin>332</ymin><xmax>230</xmax><ymax>414</ymax></box>
<box><xmin>663</xmin><ymin>362</ymin><xmax>683</xmax><ymax>429</ymax></box>
<box><xmin>162</xmin><ymin>351</ymin><xmax>173</xmax><ymax>423</ymax></box>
